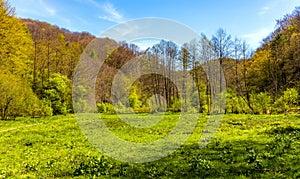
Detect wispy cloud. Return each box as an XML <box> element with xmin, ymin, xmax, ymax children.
<box><xmin>45</xmin><ymin>7</ymin><xmax>56</xmax><ymax>16</ymax></box>
<box><xmin>258</xmin><ymin>6</ymin><xmax>271</xmax><ymax>16</ymax></box>
<box><xmin>84</xmin><ymin>0</ymin><xmax>126</xmax><ymax>23</ymax></box>
<box><xmin>37</xmin><ymin>0</ymin><xmax>57</xmax><ymax>16</ymax></box>
<box><xmin>257</xmin><ymin>0</ymin><xmax>297</xmax><ymax>16</ymax></box>
<box><xmin>85</xmin><ymin>0</ymin><xmax>102</xmax><ymax>9</ymax></box>
<box><xmin>14</xmin><ymin>0</ymin><xmax>57</xmax><ymax>17</ymax></box>
<box><xmin>242</xmin><ymin>27</ymin><xmax>272</xmax><ymax>49</ymax></box>
<box><xmin>12</xmin><ymin>0</ymin><xmax>77</xmax><ymax>32</ymax></box>
<box><xmin>98</xmin><ymin>2</ymin><xmax>125</xmax><ymax>23</ymax></box>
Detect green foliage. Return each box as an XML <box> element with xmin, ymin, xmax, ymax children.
<box><xmin>35</xmin><ymin>99</ymin><xmax>53</xmax><ymax>117</ymax></box>
<box><xmin>226</xmin><ymin>88</ymin><xmax>250</xmax><ymax>114</ymax></box>
<box><xmin>273</xmin><ymin>88</ymin><xmax>299</xmax><ymax>113</ymax></box>
<box><xmin>250</xmin><ymin>92</ymin><xmax>272</xmax><ymax>114</ymax></box>
<box><xmin>0</xmin><ymin>0</ymin><xmax>43</xmax><ymax>119</ymax></box>
<box><xmin>170</xmin><ymin>98</ymin><xmax>181</xmax><ymax>112</ymax></box>
<box><xmin>36</xmin><ymin>73</ymin><xmax>71</xmax><ymax>115</ymax></box>
<box><xmin>282</xmin><ymin>88</ymin><xmax>298</xmax><ymax>106</ymax></box>
<box><xmin>225</xmin><ymin>88</ymin><xmax>298</xmax><ymax>115</ymax></box>
<box><xmin>196</xmin><ymin>82</ymin><xmax>208</xmax><ymax>113</ymax></box>
<box><xmin>188</xmin><ymin>153</ymin><xmax>214</xmax><ymax>176</ymax></box>
<box><xmin>73</xmin><ymin>156</ymin><xmax>113</xmax><ymax>177</ymax></box>
<box><xmin>97</xmin><ymin>103</ymin><xmax>115</xmax><ymax>114</ymax></box>
<box><xmin>0</xmin><ymin>72</ymin><xmax>39</xmax><ymax>120</ymax></box>
<box><xmin>97</xmin><ymin>103</ymin><xmax>107</xmax><ymax>113</ymax></box>
<box><xmin>0</xmin><ymin>0</ymin><xmax>33</xmax><ymax>76</ymax></box>
<box><xmin>128</xmin><ymin>86</ymin><xmax>141</xmax><ymax>109</ymax></box>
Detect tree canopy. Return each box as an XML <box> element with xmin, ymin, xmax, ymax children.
<box><xmin>0</xmin><ymin>0</ymin><xmax>299</xmax><ymax>119</ymax></box>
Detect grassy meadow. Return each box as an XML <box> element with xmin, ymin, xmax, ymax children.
<box><xmin>0</xmin><ymin>114</ymin><xmax>300</xmax><ymax>178</ymax></box>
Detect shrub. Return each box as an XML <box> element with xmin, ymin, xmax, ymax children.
<box><xmin>33</xmin><ymin>99</ymin><xmax>53</xmax><ymax>117</ymax></box>
<box><xmin>36</xmin><ymin>73</ymin><xmax>71</xmax><ymax>115</ymax></box>
<box><xmin>273</xmin><ymin>88</ymin><xmax>299</xmax><ymax>113</ymax></box>
<box><xmin>0</xmin><ymin>72</ymin><xmax>39</xmax><ymax>120</ymax></box>
<box><xmin>97</xmin><ymin>103</ymin><xmax>116</xmax><ymax>114</ymax></box>
<box><xmin>128</xmin><ymin>87</ymin><xmax>141</xmax><ymax>109</ymax></box>
<box><xmin>250</xmin><ymin>92</ymin><xmax>272</xmax><ymax>114</ymax></box>
<box><xmin>226</xmin><ymin>89</ymin><xmax>247</xmax><ymax>114</ymax></box>
<box><xmin>170</xmin><ymin>98</ymin><xmax>181</xmax><ymax>112</ymax></box>
<box><xmin>73</xmin><ymin>156</ymin><xmax>113</xmax><ymax>177</ymax></box>
<box><xmin>97</xmin><ymin>103</ymin><xmax>107</xmax><ymax>113</ymax></box>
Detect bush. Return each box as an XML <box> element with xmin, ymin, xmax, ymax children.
<box><xmin>97</xmin><ymin>103</ymin><xmax>116</xmax><ymax>114</ymax></box>
<box><xmin>36</xmin><ymin>73</ymin><xmax>71</xmax><ymax>115</ymax></box>
<box><xmin>73</xmin><ymin>155</ymin><xmax>113</xmax><ymax>177</ymax></box>
<box><xmin>97</xmin><ymin>103</ymin><xmax>107</xmax><ymax>113</ymax></box>
<box><xmin>128</xmin><ymin>87</ymin><xmax>141</xmax><ymax>109</ymax></box>
<box><xmin>0</xmin><ymin>72</ymin><xmax>39</xmax><ymax>120</ymax></box>
<box><xmin>273</xmin><ymin>88</ymin><xmax>299</xmax><ymax>114</ymax></box>
<box><xmin>170</xmin><ymin>98</ymin><xmax>181</xmax><ymax>112</ymax></box>
<box><xmin>226</xmin><ymin>89</ymin><xmax>250</xmax><ymax>114</ymax></box>
<box><xmin>33</xmin><ymin>99</ymin><xmax>53</xmax><ymax>117</ymax></box>
<box><xmin>193</xmin><ymin>82</ymin><xmax>208</xmax><ymax>113</ymax></box>
<box><xmin>250</xmin><ymin>92</ymin><xmax>272</xmax><ymax>114</ymax></box>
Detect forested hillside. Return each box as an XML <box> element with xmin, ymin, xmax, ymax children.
<box><xmin>0</xmin><ymin>0</ymin><xmax>299</xmax><ymax>120</ymax></box>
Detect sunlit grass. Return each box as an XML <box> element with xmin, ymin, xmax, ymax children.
<box><xmin>0</xmin><ymin>114</ymin><xmax>299</xmax><ymax>178</ymax></box>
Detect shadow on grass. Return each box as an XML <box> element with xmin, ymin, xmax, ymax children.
<box><xmin>70</xmin><ymin>133</ymin><xmax>300</xmax><ymax>178</ymax></box>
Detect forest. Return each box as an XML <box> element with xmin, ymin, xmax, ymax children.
<box><xmin>1</xmin><ymin>1</ymin><xmax>299</xmax><ymax>120</ymax></box>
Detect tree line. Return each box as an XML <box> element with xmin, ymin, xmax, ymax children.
<box><xmin>0</xmin><ymin>0</ymin><xmax>299</xmax><ymax>119</ymax></box>
<box><xmin>96</xmin><ymin>8</ymin><xmax>300</xmax><ymax>115</ymax></box>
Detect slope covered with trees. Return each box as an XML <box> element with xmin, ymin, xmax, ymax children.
<box><xmin>0</xmin><ymin>0</ymin><xmax>95</xmax><ymax>119</ymax></box>
<box><xmin>240</xmin><ymin>7</ymin><xmax>300</xmax><ymax>114</ymax></box>
<box><xmin>95</xmin><ymin>8</ymin><xmax>300</xmax><ymax>115</ymax></box>
<box><xmin>0</xmin><ymin>0</ymin><xmax>37</xmax><ymax>120</ymax></box>
<box><xmin>0</xmin><ymin>0</ymin><xmax>299</xmax><ymax>119</ymax></box>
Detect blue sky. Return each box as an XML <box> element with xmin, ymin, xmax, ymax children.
<box><xmin>11</xmin><ymin>0</ymin><xmax>300</xmax><ymax>49</ymax></box>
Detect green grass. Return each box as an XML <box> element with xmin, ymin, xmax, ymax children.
<box><xmin>0</xmin><ymin>114</ymin><xmax>300</xmax><ymax>178</ymax></box>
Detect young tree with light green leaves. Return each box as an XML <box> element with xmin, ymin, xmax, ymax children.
<box><xmin>0</xmin><ymin>0</ymin><xmax>33</xmax><ymax>76</ymax></box>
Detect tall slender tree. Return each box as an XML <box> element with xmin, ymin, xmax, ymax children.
<box><xmin>212</xmin><ymin>28</ymin><xmax>233</xmax><ymax>93</ymax></box>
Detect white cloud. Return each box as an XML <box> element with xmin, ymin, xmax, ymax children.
<box><xmin>98</xmin><ymin>2</ymin><xmax>125</xmax><ymax>23</ymax></box>
<box><xmin>258</xmin><ymin>6</ymin><xmax>271</xmax><ymax>16</ymax></box>
<box><xmin>45</xmin><ymin>7</ymin><xmax>56</xmax><ymax>16</ymax></box>
<box><xmin>84</xmin><ymin>0</ymin><xmax>126</xmax><ymax>23</ymax></box>
<box><xmin>85</xmin><ymin>0</ymin><xmax>102</xmax><ymax>9</ymax></box>
<box><xmin>257</xmin><ymin>0</ymin><xmax>299</xmax><ymax>17</ymax></box>
<box><xmin>38</xmin><ymin>0</ymin><xmax>56</xmax><ymax>16</ymax></box>
<box><xmin>242</xmin><ymin>27</ymin><xmax>272</xmax><ymax>49</ymax></box>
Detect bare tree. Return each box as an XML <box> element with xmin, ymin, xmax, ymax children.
<box><xmin>212</xmin><ymin>28</ymin><xmax>233</xmax><ymax>92</ymax></box>
<box><xmin>241</xmin><ymin>41</ymin><xmax>254</xmax><ymax>112</ymax></box>
<box><xmin>233</xmin><ymin>38</ymin><xmax>242</xmax><ymax>93</ymax></box>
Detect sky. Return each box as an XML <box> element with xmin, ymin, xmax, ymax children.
<box><xmin>10</xmin><ymin>0</ymin><xmax>300</xmax><ymax>50</ymax></box>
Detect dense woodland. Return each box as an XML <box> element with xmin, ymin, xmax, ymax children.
<box><xmin>0</xmin><ymin>0</ymin><xmax>299</xmax><ymax>120</ymax></box>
